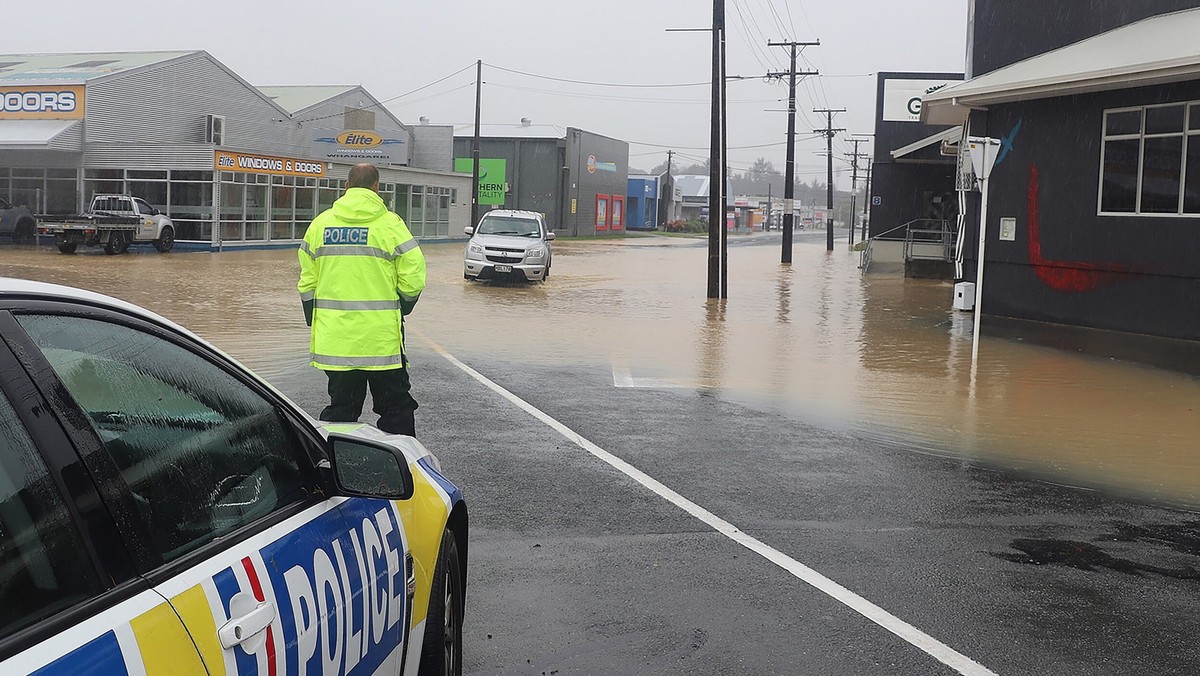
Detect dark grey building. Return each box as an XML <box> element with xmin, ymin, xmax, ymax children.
<box><xmin>920</xmin><ymin>1</ymin><xmax>1200</xmax><ymax>342</ymax></box>
<box><xmin>453</xmin><ymin>123</ymin><xmax>629</xmax><ymax>236</ymax></box>
<box><xmin>866</xmin><ymin>72</ymin><xmax>964</xmax><ymax>244</ymax></box>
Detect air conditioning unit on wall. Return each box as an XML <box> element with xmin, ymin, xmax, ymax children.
<box><xmin>205</xmin><ymin>114</ymin><xmax>225</xmax><ymax>145</ymax></box>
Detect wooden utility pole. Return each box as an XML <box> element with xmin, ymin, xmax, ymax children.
<box><xmin>471</xmin><ymin>59</ymin><xmax>482</xmax><ymax>229</ymax></box>
<box><xmin>767</xmin><ymin>41</ymin><xmax>819</xmax><ymax>264</ymax></box>
<box><xmin>845</xmin><ymin>138</ymin><xmax>869</xmax><ymax>246</ymax></box>
<box><xmin>707</xmin><ymin>0</ymin><xmax>725</xmax><ymax>299</ymax></box>
<box><xmin>861</xmin><ymin>161</ymin><xmax>872</xmax><ymax>242</ymax></box>
<box><xmin>814</xmin><ymin>108</ymin><xmax>845</xmax><ymax>252</ymax></box>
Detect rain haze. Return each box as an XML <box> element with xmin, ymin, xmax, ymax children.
<box><xmin>4</xmin><ymin>0</ymin><xmax>966</xmax><ymax>183</ymax></box>
<box><xmin>8</xmin><ymin>1</ymin><xmax>1200</xmax><ymax>674</ymax></box>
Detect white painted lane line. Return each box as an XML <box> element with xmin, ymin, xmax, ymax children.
<box><xmin>612</xmin><ymin>363</ymin><xmax>690</xmax><ymax>389</ymax></box>
<box><xmin>425</xmin><ymin>339</ymin><xmax>997</xmax><ymax>676</ymax></box>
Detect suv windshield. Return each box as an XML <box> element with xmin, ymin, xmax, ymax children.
<box><xmin>477</xmin><ymin>216</ymin><xmax>541</xmax><ymax>237</ymax></box>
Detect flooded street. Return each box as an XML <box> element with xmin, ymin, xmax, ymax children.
<box><xmin>3</xmin><ymin>233</ymin><xmax>1199</xmax><ymax>508</ymax></box>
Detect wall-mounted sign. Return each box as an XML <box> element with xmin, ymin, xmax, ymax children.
<box><xmin>313</xmin><ymin>129</ymin><xmax>407</xmax><ymax>164</ymax></box>
<box><xmin>882</xmin><ymin>79</ymin><xmax>954</xmax><ymax>122</ymax></box>
<box><xmin>0</xmin><ymin>85</ymin><xmax>85</xmax><ymax>119</ymax></box>
<box><xmin>454</xmin><ymin>157</ymin><xmax>507</xmax><ymax>205</ymax></box>
<box><xmin>215</xmin><ymin>151</ymin><xmax>326</xmax><ymax>178</ymax></box>
<box><xmin>999</xmin><ymin>217</ymin><xmax>1016</xmax><ymax>241</ymax></box>
<box><xmin>586</xmin><ymin>154</ymin><xmax>617</xmax><ymax>174</ymax></box>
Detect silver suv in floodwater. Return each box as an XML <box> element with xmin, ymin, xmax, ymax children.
<box><xmin>463</xmin><ymin>209</ymin><xmax>555</xmax><ymax>282</ymax></box>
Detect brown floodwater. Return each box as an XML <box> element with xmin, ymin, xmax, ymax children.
<box><xmin>2</xmin><ymin>235</ymin><xmax>1198</xmax><ymax>508</ymax></box>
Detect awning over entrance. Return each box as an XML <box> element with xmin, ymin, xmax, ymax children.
<box><xmin>891</xmin><ymin>126</ymin><xmax>962</xmax><ymax>160</ymax></box>
<box><xmin>922</xmin><ymin>7</ymin><xmax>1200</xmax><ymax>125</ymax></box>
<box><xmin>0</xmin><ymin>119</ymin><xmax>82</xmax><ymax>151</ymax></box>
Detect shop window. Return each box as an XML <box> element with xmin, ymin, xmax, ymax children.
<box><xmin>295</xmin><ymin>186</ymin><xmax>316</xmax><ymax>233</ymax></box>
<box><xmin>85</xmin><ymin>180</ymin><xmax>125</xmax><ymax>201</ymax></box>
<box><xmin>127</xmin><ymin>181</ymin><xmax>167</xmax><ymax>209</ymax></box>
<box><xmin>1100</xmin><ymin>102</ymin><xmax>1200</xmax><ymax>215</ymax></box>
<box><xmin>595</xmin><ymin>194</ymin><xmax>610</xmax><ymax>231</ymax></box>
<box><xmin>222</xmin><ymin>221</ymin><xmax>245</xmax><ymax>241</ymax></box>
<box><xmin>410</xmin><ymin>186</ymin><xmax>425</xmax><ymax>235</ymax></box>
<box><xmin>220</xmin><ymin>182</ymin><xmax>245</xmax><ymax>222</ymax></box>
<box><xmin>85</xmin><ymin>169</ymin><xmax>122</xmax><ymax>180</ymax></box>
<box><xmin>45</xmin><ymin>179</ymin><xmax>78</xmax><ymax>214</ymax></box>
<box><xmin>425</xmin><ymin>189</ymin><xmax>438</xmax><ymax>235</ymax></box>
<box><xmin>244</xmin><ymin>183</ymin><xmax>268</xmax><ymax>239</ymax></box>
<box><xmin>11</xmin><ymin>178</ymin><xmax>43</xmax><ymax>211</ymax></box>
<box><xmin>394</xmin><ymin>185</ymin><xmax>410</xmax><ymax>223</ymax></box>
<box><xmin>169</xmin><ymin>179</ymin><xmax>213</xmax><ymax>240</ymax></box>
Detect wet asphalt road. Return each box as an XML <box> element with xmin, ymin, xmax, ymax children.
<box><xmin>7</xmin><ymin>231</ymin><xmax>1197</xmax><ymax>674</ymax></box>
<box><xmin>265</xmin><ymin>235</ymin><xmax>1200</xmax><ymax>675</ymax></box>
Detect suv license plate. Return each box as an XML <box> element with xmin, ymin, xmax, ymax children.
<box><xmin>494</xmin><ymin>264</ymin><xmax>513</xmax><ymax>273</ymax></box>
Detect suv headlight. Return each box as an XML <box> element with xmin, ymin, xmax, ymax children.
<box><xmin>467</xmin><ymin>241</ymin><xmax>483</xmax><ymax>258</ymax></box>
<box><xmin>525</xmin><ymin>246</ymin><xmax>545</xmax><ymax>259</ymax></box>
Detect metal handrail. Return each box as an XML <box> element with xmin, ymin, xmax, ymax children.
<box><xmin>904</xmin><ymin>219</ymin><xmax>954</xmax><ymax>262</ymax></box>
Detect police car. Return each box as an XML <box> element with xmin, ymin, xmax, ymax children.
<box><xmin>0</xmin><ymin>278</ymin><xmax>467</xmax><ymax>675</ymax></box>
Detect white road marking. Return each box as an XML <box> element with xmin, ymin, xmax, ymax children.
<box><xmin>424</xmin><ymin>338</ymin><xmax>998</xmax><ymax>676</ymax></box>
<box><xmin>611</xmin><ymin>363</ymin><xmax>689</xmax><ymax>389</ymax></box>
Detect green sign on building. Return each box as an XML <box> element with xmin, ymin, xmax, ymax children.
<box><xmin>454</xmin><ymin>157</ymin><xmax>507</xmax><ymax>205</ymax></box>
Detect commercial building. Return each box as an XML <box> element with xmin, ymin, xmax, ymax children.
<box><xmin>626</xmin><ymin>175</ymin><xmax>659</xmax><ymax>230</ymax></box>
<box><xmin>869</xmin><ymin>1</ymin><xmax>1200</xmax><ymax>343</ymax></box>
<box><xmin>866</xmin><ymin>72</ymin><xmax>964</xmax><ymax>242</ymax></box>
<box><xmin>452</xmin><ymin>123</ymin><xmax>629</xmax><ymax>236</ymax></box>
<box><xmin>0</xmin><ymin>51</ymin><xmax>470</xmax><ymax>248</ymax></box>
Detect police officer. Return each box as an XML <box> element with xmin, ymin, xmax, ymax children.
<box><xmin>298</xmin><ymin>163</ymin><xmax>426</xmax><ymax>436</ymax></box>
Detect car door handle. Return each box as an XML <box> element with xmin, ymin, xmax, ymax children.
<box><xmin>217</xmin><ymin>594</ymin><xmax>276</xmax><ymax>650</ymax></box>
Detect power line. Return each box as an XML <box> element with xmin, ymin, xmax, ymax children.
<box><xmin>293</xmin><ymin>63</ymin><xmax>475</xmax><ymax>124</ymax></box>
<box><xmin>483</xmin><ymin>62</ymin><xmax>726</xmax><ymax>89</ymax></box>
<box><xmin>485</xmin><ymin>82</ymin><xmax>778</xmax><ymax>106</ymax></box>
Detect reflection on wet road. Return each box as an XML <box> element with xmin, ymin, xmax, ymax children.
<box><xmin>4</xmin><ymin>233</ymin><xmax>1198</xmax><ymax>507</ymax></box>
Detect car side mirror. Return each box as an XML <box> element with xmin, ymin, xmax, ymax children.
<box><xmin>326</xmin><ymin>433</ymin><xmax>414</xmax><ymax>500</ymax></box>
<box><xmin>546</xmin><ymin>231</ymin><xmax>556</xmax><ymax>241</ymax></box>
<box><xmin>464</xmin><ymin>226</ymin><xmax>474</xmax><ymax>235</ymax></box>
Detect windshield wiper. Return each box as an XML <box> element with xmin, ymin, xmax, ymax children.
<box><xmin>486</xmin><ymin>230</ymin><xmax>520</xmax><ymax>235</ymax></box>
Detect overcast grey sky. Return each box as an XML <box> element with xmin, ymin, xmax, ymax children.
<box><xmin>8</xmin><ymin>0</ymin><xmax>966</xmax><ymax>186</ymax></box>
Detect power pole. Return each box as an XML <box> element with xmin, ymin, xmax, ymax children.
<box><xmin>471</xmin><ymin>59</ymin><xmax>482</xmax><ymax>229</ymax></box>
<box><xmin>861</xmin><ymin>161</ymin><xmax>872</xmax><ymax>242</ymax></box>
<box><xmin>662</xmin><ymin>149</ymin><xmax>674</xmax><ymax>228</ymax></box>
<box><xmin>767</xmin><ymin>41</ymin><xmax>819</xmax><ymax>264</ymax></box>
<box><xmin>720</xmin><ymin>26</ymin><xmax>728</xmax><ymax>299</ymax></box>
<box><xmin>707</xmin><ymin>0</ymin><xmax>725</xmax><ymax>299</ymax></box>
<box><xmin>766</xmin><ymin>182</ymin><xmax>772</xmax><ymax>231</ymax></box>
<box><xmin>845</xmin><ymin>138</ymin><xmax>869</xmax><ymax>247</ymax></box>
<box><xmin>814</xmin><ymin>108</ymin><xmax>845</xmax><ymax>251</ymax></box>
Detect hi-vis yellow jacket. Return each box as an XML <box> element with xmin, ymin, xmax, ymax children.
<box><xmin>298</xmin><ymin>187</ymin><xmax>426</xmax><ymax>371</ymax></box>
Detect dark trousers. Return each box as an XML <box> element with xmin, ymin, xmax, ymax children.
<box><xmin>320</xmin><ymin>368</ymin><xmax>418</xmax><ymax>437</ymax></box>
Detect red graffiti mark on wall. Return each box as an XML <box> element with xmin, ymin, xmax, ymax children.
<box><xmin>1027</xmin><ymin>164</ymin><xmax>1127</xmax><ymax>293</ymax></box>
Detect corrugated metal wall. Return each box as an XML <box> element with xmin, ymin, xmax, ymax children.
<box><xmin>85</xmin><ymin>52</ymin><xmax>305</xmax><ymax>157</ymax></box>
<box><xmin>411</xmin><ymin>125</ymin><xmax>453</xmax><ymax>171</ymax></box>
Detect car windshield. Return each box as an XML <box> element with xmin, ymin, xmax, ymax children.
<box><xmin>477</xmin><ymin>216</ymin><xmax>541</xmax><ymax>237</ymax></box>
